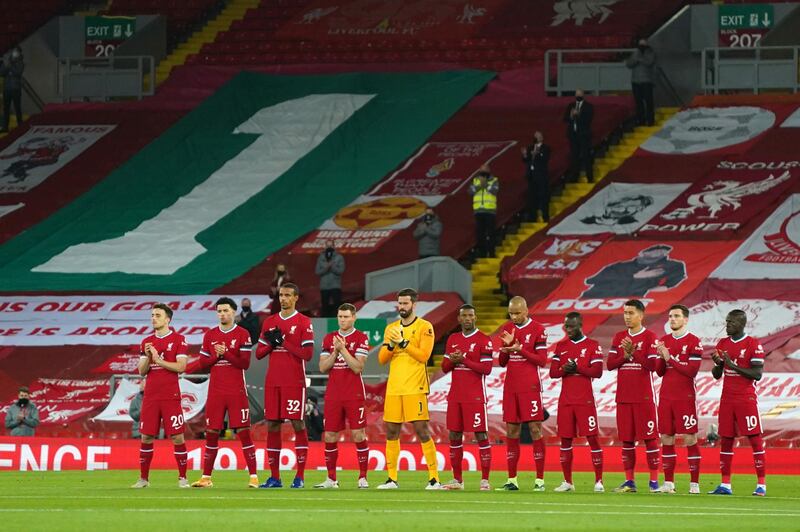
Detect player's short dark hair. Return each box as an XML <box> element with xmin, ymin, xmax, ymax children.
<box><xmin>397</xmin><ymin>288</ymin><xmax>418</xmax><ymax>302</ymax></box>
<box><xmin>565</xmin><ymin>311</ymin><xmax>582</xmax><ymax>323</ymax></box>
<box><xmin>459</xmin><ymin>304</ymin><xmax>476</xmax><ymax>313</ymax></box>
<box><xmin>624</xmin><ymin>299</ymin><xmax>646</xmax><ymax>312</ymax></box>
<box><xmin>669</xmin><ymin>304</ymin><xmax>689</xmax><ymax>317</ymax></box>
<box><xmin>215</xmin><ymin>297</ymin><xmax>237</xmax><ymax>311</ymax></box>
<box><xmin>728</xmin><ymin>309</ymin><xmax>747</xmax><ymax>324</ymax></box>
<box><xmin>152</xmin><ymin>303</ymin><xmax>173</xmax><ymax>320</ymax></box>
<box><xmin>644</xmin><ymin>244</ymin><xmax>672</xmax><ymax>253</ymax></box>
<box><xmin>338</xmin><ymin>303</ymin><xmax>356</xmax><ymax>314</ymax></box>
<box><xmin>18</xmin><ymin>386</ymin><xmax>29</xmax><ymax>393</ymax></box>
<box><xmin>281</xmin><ymin>283</ymin><xmax>300</xmax><ymax>296</ymax></box>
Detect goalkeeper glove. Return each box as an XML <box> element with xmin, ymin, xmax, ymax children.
<box><xmin>262</xmin><ymin>327</ymin><xmax>284</xmax><ymax>348</ymax></box>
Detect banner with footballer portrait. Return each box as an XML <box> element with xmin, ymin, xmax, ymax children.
<box><xmin>637</xmin><ymin>160</ymin><xmax>798</xmax><ymax>238</ymax></box>
<box><xmin>548</xmin><ymin>182</ymin><xmax>690</xmax><ymax>235</ymax></box>
<box><xmin>531</xmin><ymin>240</ymin><xmax>738</xmax><ymax>315</ymax></box>
<box><xmin>506</xmin><ymin>235</ymin><xmax>609</xmax><ymax>282</ymax></box>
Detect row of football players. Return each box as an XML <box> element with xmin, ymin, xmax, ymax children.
<box><xmin>129</xmin><ymin>285</ymin><xmax>765</xmax><ymax>496</ymax></box>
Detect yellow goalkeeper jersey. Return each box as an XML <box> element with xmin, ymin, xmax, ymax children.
<box><xmin>379</xmin><ymin>317</ymin><xmax>435</xmax><ymax>396</ymax></box>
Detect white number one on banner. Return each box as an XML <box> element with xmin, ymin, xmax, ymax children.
<box><xmin>34</xmin><ymin>93</ymin><xmax>375</xmax><ymax>275</ymax></box>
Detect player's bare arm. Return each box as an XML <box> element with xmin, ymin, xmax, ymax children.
<box><xmin>621</xmin><ymin>337</ymin><xmax>634</xmax><ymax>359</ymax></box>
<box><xmin>335</xmin><ymin>335</ymin><xmax>365</xmax><ymax>374</ymax></box>
<box><xmin>656</xmin><ymin>341</ymin><xmax>670</xmax><ymax>360</ymax></box>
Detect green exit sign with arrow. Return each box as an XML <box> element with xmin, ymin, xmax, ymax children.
<box><xmin>718</xmin><ymin>4</ymin><xmax>773</xmax><ymax>48</ymax></box>
<box><xmin>85</xmin><ymin>16</ymin><xmax>136</xmax><ymax>57</ymax></box>
<box><xmin>326</xmin><ymin>318</ymin><xmax>387</xmax><ymax>347</ymax></box>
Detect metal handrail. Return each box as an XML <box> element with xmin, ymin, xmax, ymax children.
<box><xmin>701</xmin><ymin>45</ymin><xmax>800</xmax><ymax>94</ymax></box>
<box><xmin>545</xmin><ymin>47</ymin><xmax>635</xmax><ymax>95</ymax></box>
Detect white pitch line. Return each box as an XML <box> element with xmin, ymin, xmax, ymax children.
<box><xmin>0</xmin><ymin>508</ymin><xmax>798</xmax><ymax>517</ymax></box>
<box><xmin>0</xmin><ymin>495</ymin><xmax>796</xmax><ymax>514</ymax></box>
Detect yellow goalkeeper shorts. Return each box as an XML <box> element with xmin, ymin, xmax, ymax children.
<box><xmin>383</xmin><ymin>393</ymin><xmax>429</xmax><ymax>423</ymax></box>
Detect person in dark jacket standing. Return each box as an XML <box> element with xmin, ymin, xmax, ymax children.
<box><xmin>235</xmin><ymin>297</ymin><xmax>261</xmax><ymax>344</ymax></box>
<box><xmin>564</xmin><ymin>89</ymin><xmax>594</xmax><ymax>183</ymax></box>
<box><xmin>521</xmin><ymin>131</ymin><xmax>551</xmax><ymax>222</ymax></box>
<box><xmin>1</xmin><ymin>47</ymin><xmax>24</xmax><ymax>132</ymax></box>
<box><xmin>625</xmin><ymin>39</ymin><xmax>657</xmax><ymax>126</ymax></box>
<box><xmin>413</xmin><ymin>208</ymin><xmax>443</xmax><ymax>259</ymax></box>
<box><xmin>5</xmin><ymin>386</ymin><xmax>39</xmax><ymax>436</ymax></box>
<box><xmin>316</xmin><ymin>243</ymin><xmax>345</xmax><ymax>317</ymax></box>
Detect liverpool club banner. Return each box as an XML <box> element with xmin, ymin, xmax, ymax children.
<box><xmin>712</xmin><ymin>193</ymin><xmax>800</xmax><ymax>279</ymax></box>
<box><xmin>637</xmin><ymin>159</ymin><xmax>798</xmax><ymax>237</ymax></box>
<box><xmin>548</xmin><ymin>182</ymin><xmax>690</xmax><ymax>235</ymax></box>
<box><xmin>507</xmin><ymin>235</ymin><xmax>609</xmax><ymax>282</ymax></box>
<box><xmin>0</xmin><ymin>125</ymin><xmax>115</xmax><ymax>194</ymax></box>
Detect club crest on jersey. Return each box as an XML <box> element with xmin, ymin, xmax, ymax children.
<box><xmin>580</xmin><ymin>348</ymin><xmax>587</xmax><ymax>357</ymax></box>
<box><xmin>290</xmin><ymin>326</ymin><xmax>297</xmax><ymax>335</ymax></box>
<box><xmin>231</xmin><ymin>339</ymin><xmax>237</xmax><ymax>347</ymax></box>
<box><xmin>682</xmin><ymin>345</ymin><xmax>688</xmax><ymax>354</ymax></box>
<box><xmin>469</xmin><ymin>343</ymin><xmax>477</xmax><ymax>352</ymax></box>
<box><xmin>525</xmin><ymin>334</ymin><xmax>531</xmax><ymax>344</ymax></box>
<box><xmin>167</xmin><ymin>342</ymin><xmax>173</xmax><ymax>351</ymax></box>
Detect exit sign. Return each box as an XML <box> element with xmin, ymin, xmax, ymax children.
<box><xmin>718</xmin><ymin>4</ymin><xmax>774</xmax><ymax>48</ymax></box>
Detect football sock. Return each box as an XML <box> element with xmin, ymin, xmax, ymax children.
<box><xmin>356</xmin><ymin>441</ymin><xmax>369</xmax><ymax>479</ymax></box>
<box><xmin>587</xmin><ymin>435</ymin><xmax>603</xmax><ymax>482</ymax></box>
<box><xmin>662</xmin><ymin>444</ymin><xmax>676</xmax><ymax>483</ymax></box>
<box><xmin>478</xmin><ymin>439</ymin><xmax>492</xmax><ymax>481</ymax></box>
<box><xmin>267</xmin><ymin>430</ymin><xmax>282</xmax><ymax>479</ymax></box>
<box><xmin>139</xmin><ymin>442</ymin><xmax>154</xmax><ymax>481</ymax></box>
<box><xmin>560</xmin><ymin>438</ymin><xmax>573</xmax><ymax>484</ymax></box>
<box><xmin>386</xmin><ymin>439</ymin><xmax>400</xmax><ymax>481</ymax></box>
<box><xmin>533</xmin><ymin>438</ymin><xmax>546</xmax><ymax>480</ymax></box>
<box><xmin>645</xmin><ymin>439</ymin><xmax>660</xmax><ymax>482</ymax></box>
<box><xmin>173</xmin><ymin>443</ymin><xmax>188</xmax><ymax>479</ymax></box>
<box><xmin>202</xmin><ymin>431</ymin><xmax>220</xmax><ymax>477</ymax></box>
<box><xmin>237</xmin><ymin>429</ymin><xmax>258</xmax><ymax>476</ymax></box>
<box><xmin>749</xmin><ymin>435</ymin><xmax>766</xmax><ymax>484</ymax></box>
<box><xmin>449</xmin><ymin>437</ymin><xmax>464</xmax><ymax>483</ymax></box>
<box><xmin>324</xmin><ymin>441</ymin><xmax>338</xmax><ymax>481</ymax></box>
<box><xmin>720</xmin><ymin>436</ymin><xmax>734</xmax><ymax>484</ymax></box>
<box><xmin>421</xmin><ymin>438</ymin><xmax>439</xmax><ymax>482</ymax></box>
<box><xmin>294</xmin><ymin>428</ymin><xmax>309</xmax><ymax>480</ymax></box>
<box><xmin>507</xmin><ymin>437</ymin><xmax>520</xmax><ymax>479</ymax></box>
<box><xmin>622</xmin><ymin>441</ymin><xmax>636</xmax><ymax>481</ymax></box>
<box><xmin>687</xmin><ymin>443</ymin><xmax>701</xmax><ymax>484</ymax></box>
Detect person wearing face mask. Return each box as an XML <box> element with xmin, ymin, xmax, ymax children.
<box><xmin>469</xmin><ymin>164</ymin><xmax>500</xmax><ymax>258</ymax></box>
<box><xmin>0</xmin><ymin>46</ymin><xmax>24</xmax><ymax>133</ymax></box>
<box><xmin>236</xmin><ymin>297</ymin><xmax>262</xmax><ymax>344</ymax></box>
<box><xmin>413</xmin><ymin>207</ymin><xmax>443</xmax><ymax>259</ymax></box>
<box><xmin>5</xmin><ymin>386</ymin><xmax>39</xmax><ymax>436</ymax></box>
<box><xmin>315</xmin><ymin>242</ymin><xmax>345</xmax><ymax>317</ymax></box>
<box><xmin>625</xmin><ymin>38</ymin><xmax>657</xmax><ymax>126</ymax></box>
<box><xmin>521</xmin><ymin>131</ymin><xmax>551</xmax><ymax>222</ymax></box>
<box><xmin>269</xmin><ymin>264</ymin><xmax>291</xmax><ymax>315</ymax></box>
<box><xmin>581</xmin><ymin>244</ymin><xmax>686</xmax><ymax>299</ymax></box>
<box><xmin>563</xmin><ymin>89</ymin><xmax>594</xmax><ymax>183</ymax></box>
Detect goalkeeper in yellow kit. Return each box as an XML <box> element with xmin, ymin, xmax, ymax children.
<box><xmin>376</xmin><ymin>288</ymin><xmax>441</xmax><ymax>490</ymax></box>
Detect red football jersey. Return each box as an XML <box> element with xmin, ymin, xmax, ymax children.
<box><xmin>259</xmin><ymin>310</ymin><xmax>314</xmax><ymax>387</ymax></box>
<box><xmin>607</xmin><ymin>328</ymin><xmax>658</xmax><ymax>403</ymax></box>
<box><xmin>139</xmin><ymin>330</ymin><xmax>188</xmax><ymax>401</ymax></box>
<box><xmin>716</xmin><ymin>335</ymin><xmax>765</xmax><ymax>400</ymax></box>
<box><xmin>200</xmin><ymin>325</ymin><xmax>252</xmax><ymax>396</ymax></box>
<box><xmin>321</xmin><ymin>329</ymin><xmax>370</xmax><ymax>401</ymax></box>
<box><xmin>498</xmin><ymin>319</ymin><xmax>548</xmax><ymax>393</ymax></box>
<box><xmin>443</xmin><ymin>329</ymin><xmax>496</xmax><ymax>403</ymax></box>
<box><xmin>656</xmin><ymin>332</ymin><xmax>703</xmax><ymax>401</ymax></box>
<box><xmin>549</xmin><ymin>336</ymin><xmax>603</xmax><ymax>405</ymax></box>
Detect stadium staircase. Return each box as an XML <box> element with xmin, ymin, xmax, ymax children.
<box><xmin>422</xmin><ymin>105</ymin><xmax>682</xmax><ymax>373</ymax></box>
<box><xmin>154</xmin><ymin>0</ymin><xmax>261</xmax><ymax>85</ymax></box>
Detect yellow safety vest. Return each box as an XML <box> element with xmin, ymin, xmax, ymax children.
<box><xmin>472</xmin><ymin>176</ymin><xmax>498</xmax><ymax>212</ymax></box>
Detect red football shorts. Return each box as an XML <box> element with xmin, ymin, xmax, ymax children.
<box><xmin>264</xmin><ymin>386</ymin><xmax>306</xmax><ymax>421</ymax></box>
<box><xmin>140</xmin><ymin>398</ymin><xmax>184</xmax><ymax>437</ymax></box>
<box><xmin>718</xmin><ymin>397</ymin><xmax>762</xmax><ymax>437</ymax></box>
<box><xmin>324</xmin><ymin>399</ymin><xmax>367</xmax><ymax>432</ymax></box>
<box><xmin>447</xmin><ymin>401</ymin><xmax>488</xmax><ymax>432</ymax></box>
<box><xmin>657</xmin><ymin>399</ymin><xmax>699</xmax><ymax>435</ymax></box>
<box><xmin>503</xmin><ymin>390</ymin><xmax>544</xmax><ymax>423</ymax></box>
<box><xmin>205</xmin><ymin>394</ymin><xmax>251</xmax><ymax>430</ymax></box>
<box><xmin>557</xmin><ymin>402</ymin><xmax>599</xmax><ymax>438</ymax></box>
<box><xmin>616</xmin><ymin>402</ymin><xmax>658</xmax><ymax>441</ymax></box>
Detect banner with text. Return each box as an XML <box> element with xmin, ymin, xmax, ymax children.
<box><xmin>507</xmin><ymin>235</ymin><xmax>610</xmax><ymax>282</ymax></box>
<box><xmin>371</xmin><ymin>141</ymin><xmax>516</xmax><ymax>196</ymax></box>
<box><xmin>92</xmin><ymin>378</ymin><xmax>208</xmax><ymax>423</ymax></box>
<box><xmin>637</xmin><ymin>160</ymin><xmax>798</xmax><ymax>237</ymax></box>
<box><xmin>532</xmin><ymin>240</ymin><xmax>738</xmax><ymax>315</ymax></box>
<box><xmin>712</xmin><ymin>193</ymin><xmax>800</xmax><ymax>279</ymax></box>
<box><xmin>0</xmin><ymin>379</ymin><xmax>108</xmax><ymax>426</ymax></box>
<box><xmin>548</xmin><ymin>183</ymin><xmax>690</xmax><ymax>235</ymax></box>
<box><xmin>0</xmin><ymin>125</ymin><xmax>115</xmax><ymax>194</ymax></box>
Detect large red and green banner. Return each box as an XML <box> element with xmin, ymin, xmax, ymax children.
<box><xmin>0</xmin><ymin>71</ymin><xmax>493</xmax><ymax>293</ymax></box>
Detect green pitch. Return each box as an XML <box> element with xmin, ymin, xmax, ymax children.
<box><xmin>1</xmin><ymin>471</ymin><xmax>798</xmax><ymax>531</ymax></box>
